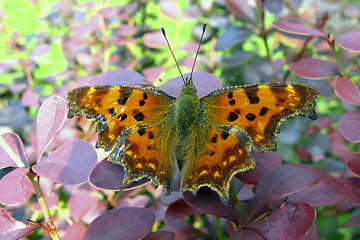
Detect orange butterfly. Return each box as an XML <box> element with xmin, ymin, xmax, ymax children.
<box><xmin>67</xmin><ymin>75</ymin><xmax>318</xmax><ymax>203</ymax></box>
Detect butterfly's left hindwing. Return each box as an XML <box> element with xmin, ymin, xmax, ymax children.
<box><xmin>67</xmin><ymin>85</ymin><xmax>178</xmax><ymax>192</ymax></box>
<box><xmin>180</xmin><ymin>125</ymin><xmax>255</xmax><ymax>203</ymax></box>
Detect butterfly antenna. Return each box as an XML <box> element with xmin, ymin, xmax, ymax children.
<box><xmin>161</xmin><ymin>27</ymin><xmax>186</xmax><ymax>84</ymax></box>
<box><xmin>190</xmin><ymin>22</ymin><xmax>206</xmax><ymax>81</ymax></box>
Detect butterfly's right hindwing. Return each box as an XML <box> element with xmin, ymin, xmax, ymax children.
<box><xmin>67</xmin><ymin>85</ymin><xmax>178</xmax><ymax>192</ymax></box>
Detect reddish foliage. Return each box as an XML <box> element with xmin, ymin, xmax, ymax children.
<box><xmin>0</xmin><ymin>0</ymin><xmax>359</xmax><ymax>239</ymax></box>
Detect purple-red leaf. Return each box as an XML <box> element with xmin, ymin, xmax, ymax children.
<box><xmin>33</xmin><ymin>140</ymin><xmax>97</xmax><ymax>185</ymax></box>
<box><xmin>160</xmin><ymin>223</ymin><xmax>207</xmax><ymax>239</ymax></box>
<box><xmin>225</xmin><ymin>0</ymin><xmax>255</xmax><ymax>21</ymax></box>
<box><xmin>231</xmin><ymin>203</ymin><xmax>316</xmax><ymax>240</ymax></box>
<box><xmin>179</xmin><ymin>42</ymin><xmax>198</xmax><ymax>53</ymax></box>
<box><xmin>184</xmin><ymin>188</ymin><xmax>238</xmax><ymax>225</ymax></box>
<box><xmin>347</xmin><ymin>158</ymin><xmax>360</xmax><ymax>177</ymax></box>
<box><xmin>334</xmin><ymin>77</ymin><xmax>360</xmax><ymax>106</ymax></box>
<box><xmin>336</xmin><ymin>32</ymin><xmax>360</xmax><ymax>52</ymax></box>
<box><xmin>265</xmin><ymin>0</ymin><xmax>284</xmax><ymax>14</ymax></box>
<box><xmin>98</xmin><ymin>7</ymin><xmax>115</xmax><ymax>18</ymax></box>
<box><xmin>179</xmin><ymin>57</ymin><xmax>197</xmax><ymax>70</ymax></box>
<box><xmin>165</xmin><ymin>200</ymin><xmax>203</xmax><ymax>225</ymax></box>
<box><xmin>113</xmin><ymin>25</ymin><xmax>136</xmax><ymax>35</ymax></box>
<box><xmin>142</xmin><ymin>66</ymin><xmax>164</xmax><ymax>83</ymax></box>
<box><xmin>30</xmin><ymin>44</ymin><xmax>50</xmax><ymax>61</ymax></box>
<box><xmin>83</xmin><ymin>207</ymin><xmax>155</xmax><ymax>240</ymax></box>
<box><xmin>62</xmin><ymin>222</ymin><xmax>86</xmax><ymax>240</ymax></box>
<box><xmin>287</xmin><ymin>175</ymin><xmax>352</xmax><ymax>206</ymax></box>
<box><xmin>302</xmin><ymin>224</ymin><xmax>318</xmax><ymax>240</ymax></box>
<box><xmin>215</xmin><ymin>26</ymin><xmax>251</xmax><ymax>51</ymax></box>
<box><xmin>159</xmin><ymin>0</ymin><xmax>179</xmax><ymax>20</ymax></box>
<box><xmin>0</xmin><ymin>133</ymin><xmax>29</xmax><ymax>169</ymax></box>
<box><xmin>89</xmin><ymin>159</ymin><xmax>149</xmax><ymax>190</ymax></box>
<box><xmin>144</xmin><ymin>231</ymin><xmax>176</xmax><ymax>240</ymax></box>
<box><xmin>273</xmin><ymin>22</ymin><xmax>325</xmax><ymax>38</ymax></box>
<box><xmin>289</xmin><ymin>58</ymin><xmax>340</xmax><ymax>79</ymax></box>
<box><xmin>236</xmin><ymin>151</ymin><xmax>282</xmax><ymax>185</ymax></box>
<box><xmin>0</xmin><ymin>167</ymin><xmax>29</xmax><ymax>206</ymax></box>
<box><xmin>143</xmin><ymin>31</ymin><xmax>167</xmax><ymax>48</ymax></box>
<box><xmin>249</xmin><ymin>164</ymin><xmax>325</xmax><ymax>222</ymax></box>
<box><xmin>116</xmin><ymin>195</ymin><xmax>150</xmax><ymax>208</ymax></box>
<box><xmin>36</xmin><ymin>95</ymin><xmax>67</xmax><ymax>161</ymax></box>
<box><xmin>89</xmin><ymin>69</ymin><xmax>147</xmax><ymax>86</ymax></box>
<box><xmin>0</xmin><ymin>60</ymin><xmax>18</xmax><ymax>71</ymax></box>
<box><xmin>338</xmin><ymin>110</ymin><xmax>360</xmax><ymax>142</ymax></box>
<box><xmin>341</xmin><ymin>216</ymin><xmax>360</xmax><ymax>228</ymax></box>
<box><xmin>21</xmin><ymin>88</ymin><xmax>39</xmax><ymax>107</ymax></box>
<box><xmin>158</xmin><ymin>72</ymin><xmax>222</xmax><ymax>98</ymax></box>
<box><xmin>68</xmin><ymin>190</ymin><xmax>105</xmax><ymax>223</ymax></box>
<box><xmin>0</xmin><ymin>208</ymin><xmax>40</xmax><ymax>239</ymax></box>
<box><xmin>90</xmin><ymin>159</ymin><xmax>125</xmax><ymax>190</ymax></box>
<box><xmin>345</xmin><ymin>177</ymin><xmax>360</xmax><ymax>205</ymax></box>
<box><xmin>71</xmin><ymin>15</ymin><xmax>99</xmax><ymax>35</ymax></box>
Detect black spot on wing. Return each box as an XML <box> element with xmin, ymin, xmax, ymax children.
<box><xmin>234</xmin><ymin>109</ymin><xmax>241</xmax><ymax>114</ymax></box>
<box><xmin>134</xmin><ymin>112</ymin><xmax>145</xmax><ymax>121</ymax></box>
<box><xmin>147</xmin><ymin>145</ymin><xmax>155</xmax><ymax>150</ymax></box>
<box><xmin>118</xmin><ymin>114</ymin><xmax>127</xmax><ymax>121</ymax></box>
<box><xmin>221</xmin><ymin>130</ymin><xmax>230</xmax><ymax>140</ymax></box>
<box><xmin>109</xmin><ymin>108</ymin><xmax>116</xmax><ymax>116</ymax></box>
<box><xmin>246</xmin><ymin>113</ymin><xmax>256</xmax><ymax>121</ymax></box>
<box><xmin>137</xmin><ymin>128</ymin><xmax>146</xmax><ymax>136</ymax></box>
<box><xmin>148</xmin><ymin>131</ymin><xmax>155</xmax><ymax>139</ymax></box>
<box><xmin>259</xmin><ymin>107</ymin><xmax>268</xmax><ymax>116</ymax></box>
<box><xmin>228</xmin><ymin>112</ymin><xmax>239</xmax><ymax>122</ymax></box>
<box><xmin>269</xmin><ymin>85</ymin><xmax>287</xmax><ymax>103</ymax></box>
<box><xmin>245</xmin><ymin>88</ymin><xmax>260</xmax><ymax>104</ymax></box>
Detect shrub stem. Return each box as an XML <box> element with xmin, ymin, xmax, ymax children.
<box><xmin>332</xmin><ymin>45</ymin><xmax>347</xmax><ymax>78</ymax></box>
<box><xmin>27</xmin><ymin>171</ymin><xmax>60</xmax><ymax>240</ymax></box>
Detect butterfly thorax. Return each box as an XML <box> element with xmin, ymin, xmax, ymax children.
<box><xmin>175</xmin><ymin>85</ymin><xmax>199</xmax><ymax>132</ymax></box>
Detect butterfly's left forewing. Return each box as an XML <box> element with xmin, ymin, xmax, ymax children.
<box><xmin>201</xmin><ymin>82</ymin><xmax>318</xmax><ymax>152</ymax></box>
<box><xmin>67</xmin><ymin>85</ymin><xmax>178</xmax><ymax>193</ymax></box>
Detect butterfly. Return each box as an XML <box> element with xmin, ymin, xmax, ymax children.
<box><xmin>67</xmin><ymin>75</ymin><xmax>318</xmax><ymax>204</ymax></box>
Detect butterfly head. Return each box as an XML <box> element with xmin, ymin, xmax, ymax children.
<box><xmin>181</xmin><ymin>76</ymin><xmax>197</xmax><ymax>94</ymax></box>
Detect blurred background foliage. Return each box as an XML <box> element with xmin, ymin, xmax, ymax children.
<box><xmin>1</xmin><ymin>0</ymin><xmax>360</xmax><ymax>239</ymax></box>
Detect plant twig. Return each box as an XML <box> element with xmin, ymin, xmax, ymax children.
<box><xmin>215</xmin><ymin>216</ymin><xmax>223</xmax><ymax>240</ymax></box>
<box><xmin>0</xmin><ymin>135</ymin><xmax>59</xmax><ymax>239</ymax></box>
<box><xmin>332</xmin><ymin>44</ymin><xmax>347</xmax><ymax>78</ymax></box>
<box><xmin>27</xmin><ymin>171</ymin><xmax>60</xmax><ymax>240</ymax></box>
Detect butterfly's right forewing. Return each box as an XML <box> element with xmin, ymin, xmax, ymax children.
<box><xmin>67</xmin><ymin>85</ymin><xmax>178</xmax><ymax>193</ymax></box>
